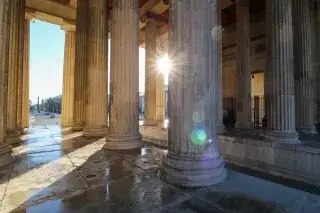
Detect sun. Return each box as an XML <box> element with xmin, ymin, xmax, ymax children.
<box><xmin>156</xmin><ymin>54</ymin><xmax>171</xmax><ymax>76</ymax></box>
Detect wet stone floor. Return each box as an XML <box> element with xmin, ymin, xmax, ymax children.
<box><xmin>1</xmin><ymin>125</ymin><xmax>320</xmax><ymax>213</ymax></box>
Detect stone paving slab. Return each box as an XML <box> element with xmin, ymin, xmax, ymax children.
<box><xmin>1</xmin><ymin>125</ymin><xmax>320</xmax><ymax>213</ymax></box>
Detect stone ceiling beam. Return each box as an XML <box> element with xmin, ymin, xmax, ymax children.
<box><xmin>140</xmin><ymin>0</ymin><xmax>162</xmax><ymax>18</ymax></box>
<box><xmin>141</xmin><ymin>11</ymin><xmax>168</xmax><ymax>23</ymax></box>
<box><xmin>26</xmin><ymin>0</ymin><xmax>76</xmax><ymax>22</ymax></box>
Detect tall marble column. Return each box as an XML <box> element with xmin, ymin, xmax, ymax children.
<box><xmin>217</xmin><ymin>0</ymin><xmax>225</xmax><ymax>134</ymax></box>
<box><xmin>160</xmin><ymin>0</ymin><xmax>226</xmax><ymax>187</ymax></box>
<box><xmin>21</xmin><ymin>14</ymin><xmax>33</xmax><ymax>128</ymax></box>
<box><xmin>105</xmin><ymin>0</ymin><xmax>142</xmax><ymax>149</ymax></box>
<box><xmin>235</xmin><ymin>0</ymin><xmax>252</xmax><ymax>129</ymax></box>
<box><xmin>264</xmin><ymin>0</ymin><xmax>300</xmax><ymax>143</ymax></box>
<box><xmin>311</xmin><ymin>0</ymin><xmax>320</xmax><ymax>131</ymax></box>
<box><xmin>61</xmin><ymin>22</ymin><xmax>76</xmax><ymax>127</ymax></box>
<box><xmin>16</xmin><ymin>0</ymin><xmax>25</xmax><ymax>133</ymax></box>
<box><xmin>7</xmin><ymin>0</ymin><xmax>24</xmax><ymax>144</ymax></box>
<box><xmin>0</xmin><ymin>0</ymin><xmax>15</xmax><ymax>167</ymax></box>
<box><xmin>144</xmin><ymin>18</ymin><xmax>158</xmax><ymax>126</ymax></box>
<box><xmin>72</xmin><ymin>0</ymin><xmax>88</xmax><ymax>131</ymax></box>
<box><xmin>156</xmin><ymin>72</ymin><xmax>165</xmax><ymax>124</ymax></box>
<box><xmin>83</xmin><ymin>0</ymin><xmax>108</xmax><ymax>137</ymax></box>
<box><xmin>292</xmin><ymin>0</ymin><xmax>316</xmax><ymax>134</ymax></box>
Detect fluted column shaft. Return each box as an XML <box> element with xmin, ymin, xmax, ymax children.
<box><xmin>144</xmin><ymin>19</ymin><xmax>158</xmax><ymax>126</ymax></box>
<box><xmin>313</xmin><ymin>0</ymin><xmax>320</xmax><ymax>130</ymax></box>
<box><xmin>217</xmin><ymin>0</ymin><xmax>225</xmax><ymax>134</ymax></box>
<box><xmin>83</xmin><ymin>0</ymin><xmax>108</xmax><ymax>137</ymax></box>
<box><xmin>16</xmin><ymin>0</ymin><xmax>25</xmax><ymax>132</ymax></box>
<box><xmin>235</xmin><ymin>0</ymin><xmax>252</xmax><ymax>129</ymax></box>
<box><xmin>0</xmin><ymin>0</ymin><xmax>14</xmax><ymax>167</ymax></box>
<box><xmin>7</xmin><ymin>0</ymin><xmax>24</xmax><ymax>144</ymax></box>
<box><xmin>156</xmin><ymin>72</ymin><xmax>165</xmax><ymax>123</ymax></box>
<box><xmin>61</xmin><ymin>25</ymin><xmax>76</xmax><ymax>127</ymax></box>
<box><xmin>160</xmin><ymin>0</ymin><xmax>226</xmax><ymax>187</ymax></box>
<box><xmin>72</xmin><ymin>0</ymin><xmax>88</xmax><ymax>131</ymax></box>
<box><xmin>105</xmin><ymin>0</ymin><xmax>142</xmax><ymax>150</ymax></box>
<box><xmin>22</xmin><ymin>16</ymin><xmax>32</xmax><ymax>128</ymax></box>
<box><xmin>292</xmin><ymin>0</ymin><xmax>316</xmax><ymax>134</ymax></box>
<box><xmin>264</xmin><ymin>0</ymin><xmax>300</xmax><ymax>143</ymax></box>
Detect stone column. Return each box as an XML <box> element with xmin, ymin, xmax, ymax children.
<box><xmin>71</xmin><ymin>0</ymin><xmax>88</xmax><ymax>131</ymax></box>
<box><xmin>61</xmin><ymin>22</ymin><xmax>76</xmax><ymax>127</ymax></box>
<box><xmin>16</xmin><ymin>0</ymin><xmax>25</xmax><ymax>133</ymax></box>
<box><xmin>156</xmin><ymin>72</ymin><xmax>165</xmax><ymax>124</ymax></box>
<box><xmin>235</xmin><ymin>0</ymin><xmax>252</xmax><ymax>129</ymax></box>
<box><xmin>21</xmin><ymin>14</ymin><xmax>33</xmax><ymax>128</ymax></box>
<box><xmin>7</xmin><ymin>0</ymin><xmax>24</xmax><ymax>144</ymax></box>
<box><xmin>0</xmin><ymin>0</ymin><xmax>15</xmax><ymax>167</ymax></box>
<box><xmin>144</xmin><ymin>19</ymin><xmax>158</xmax><ymax>126</ymax></box>
<box><xmin>105</xmin><ymin>0</ymin><xmax>142</xmax><ymax>150</ymax></box>
<box><xmin>217</xmin><ymin>0</ymin><xmax>225</xmax><ymax>134</ymax></box>
<box><xmin>264</xmin><ymin>0</ymin><xmax>300</xmax><ymax>143</ymax></box>
<box><xmin>83</xmin><ymin>0</ymin><xmax>108</xmax><ymax>137</ymax></box>
<box><xmin>311</xmin><ymin>0</ymin><xmax>320</xmax><ymax>131</ymax></box>
<box><xmin>292</xmin><ymin>0</ymin><xmax>316</xmax><ymax>134</ymax></box>
<box><xmin>160</xmin><ymin>0</ymin><xmax>227</xmax><ymax>187</ymax></box>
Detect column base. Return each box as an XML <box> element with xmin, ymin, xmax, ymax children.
<box><xmin>160</xmin><ymin>153</ymin><xmax>227</xmax><ymax>187</ymax></box>
<box><xmin>6</xmin><ymin>130</ymin><xmax>22</xmax><ymax>145</ymax></box>
<box><xmin>143</xmin><ymin>120</ymin><xmax>158</xmax><ymax>126</ymax></box>
<box><xmin>296</xmin><ymin>125</ymin><xmax>317</xmax><ymax>135</ymax></box>
<box><xmin>17</xmin><ymin>128</ymin><xmax>28</xmax><ymax>135</ymax></box>
<box><xmin>104</xmin><ymin>134</ymin><xmax>143</xmax><ymax>150</ymax></box>
<box><xmin>0</xmin><ymin>145</ymin><xmax>15</xmax><ymax>168</ymax></box>
<box><xmin>263</xmin><ymin>130</ymin><xmax>301</xmax><ymax>144</ymax></box>
<box><xmin>82</xmin><ymin>126</ymin><xmax>107</xmax><ymax>137</ymax></box>
<box><xmin>70</xmin><ymin>123</ymin><xmax>85</xmax><ymax>131</ymax></box>
<box><xmin>235</xmin><ymin>121</ymin><xmax>252</xmax><ymax>129</ymax></box>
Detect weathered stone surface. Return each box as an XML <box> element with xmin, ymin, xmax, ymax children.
<box><xmin>235</xmin><ymin>0</ymin><xmax>252</xmax><ymax>129</ymax></box>
<box><xmin>216</xmin><ymin>0</ymin><xmax>226</xmax><ymax>134</ymax></box>
<box><xmin>105</xmin><ymin>0</ymin><xmax>142</xmax><ymax>150</ymax></box>
<box><xmin>0</xmin><ymin>0</ymin><xmax>14</xmax><ymax>168</ymax></box>
<box><xmin>292</xmin><ymin>0</ymin><xmax>317</xmax><ymax>134</ymax></box>
<box><xmin>21</xmin><ymin>15</ymin><xmax>32</xmax><ymax>129</ymax></box>
<box><xmin>144</xmin><ymin>18</ymin><xmax>158</xmax><ymax>126</ymax></box>
<box><xmin>160</xmin><ymin>0</ymin><xmax>226</xmax><ymax>187</ymax></box>
<box><xmin>71</xmin><ymin>0</ymin><xmax>88</xmax><ymax>131</ymax></box>
<box><xmin>6</xmin><ymin>0</ymin><xmax>25</xmax><ymax>144</ymax></box>
<box><xmin>264</xmin><ymin>0</ymin><xmax>300</xmax><ymax>144</ymax></box>
<box><xmin>61</xmin><ymin>24</ymin><xmax>76</xmax><ymax>127</ymax></box>
<box><xmin>82</xmin><ymin>0</ymin><xmax>108</xmax><ymax>137</ymax></box>
<box><xmin>1</xmin><ymin>124</ymin><xmax>320</xmax><ymax>213</ymax></box>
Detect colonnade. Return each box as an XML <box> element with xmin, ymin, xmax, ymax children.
<box><xmin>234</xmin><ymin>0</ymin><xmax>320</xmax><ymax>143</ymax></box>
<box><xmin>1</xmin><ymin>0</ymin><xmax>320</xmax><ymax>188</ymax></box>
<box><xmin>0</xmin><ymin>0</ymin><xmax>32</xmax><ymax>166</ymax></box>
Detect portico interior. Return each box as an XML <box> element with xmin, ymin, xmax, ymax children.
<box><xmin>1</xmin><ymin>0</ymin><xmax>320</xmax><ymax>212</ymax></box>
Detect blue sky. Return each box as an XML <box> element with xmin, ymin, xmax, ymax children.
<box><xmin>30</xmin><ymin>20</ymin><xmax>146</xmax><ymax>104</ymax></box>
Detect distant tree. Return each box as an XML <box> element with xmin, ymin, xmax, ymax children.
<box><xmin>29</xmin><ymin>99</ymin><xmax>35</xmax><ymax>112</ymax></box>
<box><xmin>43</xmin><ymin>95</ymin><xmax>62</xmax><ymax>113</ymax></box>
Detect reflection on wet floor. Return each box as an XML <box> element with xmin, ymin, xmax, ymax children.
<box><xmin>0</xmin><ymin>125</ymin><xmax>320</xmax><ymax>213</ymax></box>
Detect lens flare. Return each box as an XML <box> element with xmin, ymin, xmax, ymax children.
<box><xmin>157</xmin><ymin>54</ymin><xmax>171</xmax><ymax>75</ymax></box>
<box><xmin>190</xmin><ymin>129</ymin><xmax>207</xmax><ymax>145</ymax></box>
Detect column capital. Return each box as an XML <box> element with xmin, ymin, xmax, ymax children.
<box><xmin>61</xmin><ymin>20</ymin><xmax>76</xmax><ymax>31</ymax></box>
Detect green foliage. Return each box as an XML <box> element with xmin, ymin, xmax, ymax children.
<box><xmin>30</xmin><ymin>95</ymin><xmax>62</xmax><ymax>113</ymax></box>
